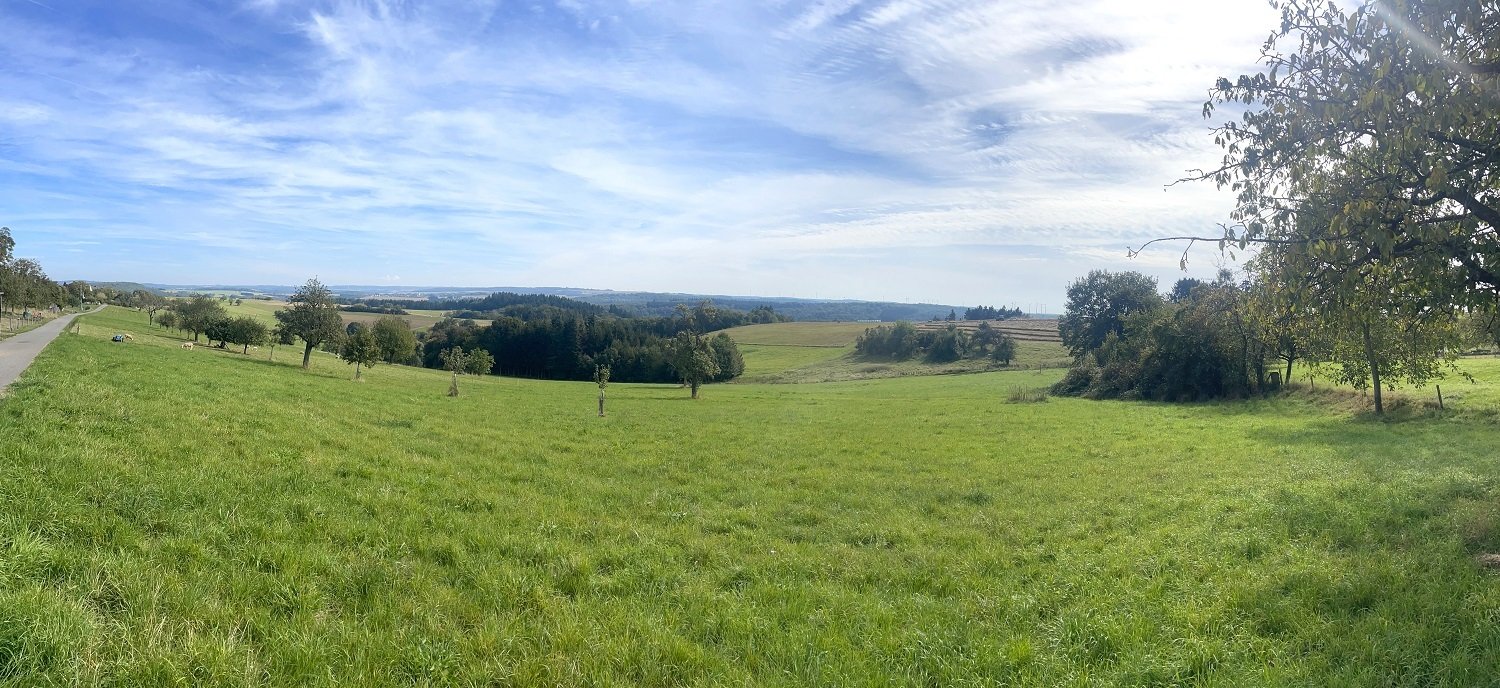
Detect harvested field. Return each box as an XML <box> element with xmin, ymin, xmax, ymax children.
<box><xmin>914</xmin><ymin>318</ymin><xmax>1062</xmax><ymax>343</ymax></box>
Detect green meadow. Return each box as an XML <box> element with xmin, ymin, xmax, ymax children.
<box><xmin>4</xmin><ymin>306</ymin><xmax>1500</xmax><ymax>685</ymax></box>
<box><xmin>725</xmin><ymin>322</ymin><xmax>1072</xmax><ymax>383</ymax></box>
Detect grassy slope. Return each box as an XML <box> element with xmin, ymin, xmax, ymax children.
<box><xmin>725</xmin><ymin>322</ymin><xmax>1071</xmax><ymax>383</ymax></box>
<box><xmin>4</xmin><ymin>308</ymin><xmax>1500</xmax><ymax>684</ymax></box>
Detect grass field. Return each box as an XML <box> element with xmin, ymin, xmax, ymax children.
<box><xmin>4</xmin><ymin>307</ymin><xmax>1500</xmax><ymax>685</ymax></box>
<box><xmin>209</xmin><ymin>300</ymin><xmax>482</xmax><ymax>333</ymax></box>
<box><xmin>724</xmin><ymin>322</ymin><xmax>1071</xmax><ymax>383</ymax></box>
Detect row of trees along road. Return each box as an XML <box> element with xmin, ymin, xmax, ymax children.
<box><xmin>1128</xmin><ymin>0</ymin><xmax>1500</xmax><ymax>414</ymax></box>
<box><xmin>0</xmin><ymin>228</ymin><xmax>68</xmax><ymax>320</ymax></box>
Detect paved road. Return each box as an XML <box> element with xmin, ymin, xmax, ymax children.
<box><xmin>0</xmin><ymin>306</ymin><xmax>103</xmax><ymax>394</ymax></box>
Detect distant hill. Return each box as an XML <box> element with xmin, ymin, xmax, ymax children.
<box><xmin>132</xmin><ymin>283</ymin><xmax>1017</xmax><ymax>322</ymax></box>
<box><xmin>82</xmin><ymin>281</ymin><xmax>164</xmax><ymax>295</ymax></box>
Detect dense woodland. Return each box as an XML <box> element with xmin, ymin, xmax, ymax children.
<box><xmin>417</xmin><ymin>300</ymin><xmax>746</xmax><ymax>383</ymax></box>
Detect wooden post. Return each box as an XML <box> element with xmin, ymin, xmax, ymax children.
<box><xmin>1437</xmin><ymin>385</ymin><xmax>1444</xmax><ymax>410</ymax></box>
<box><xmin>598</xmin><ymin>392</ymin><xmax>605</xmax><ymax>417</ymax></box>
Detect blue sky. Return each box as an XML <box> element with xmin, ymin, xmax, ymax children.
<box><xmin>0</xmin><ymin>0</ymin><xmax>1280</xmax><ymax>306</ymax></box>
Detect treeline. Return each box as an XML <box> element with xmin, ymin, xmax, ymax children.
<box><xmin>1051</xmin><ymin>269</ymin><xmax>1485</xmax><ymax>410</ymax></box>
<box><xmin>0</xmin><ymin>227</ymin><xmax>69</xmax><ymax>316</ymax></box>
<box><xmin>963</xmin><ymin>305</ymin><xmax>1024</xmax><ymax>320</ymax></box>
<box><xmin>354</xmin><ymin>292</ymin><xmax>605</xmax><ymax>318</ymax></box>
<box><xmin>579</xmin><ymin>295</ymin><xmax>945</xmax><ymax>322</ymax></box>
<box><xmin>855</xmin><ymin>321</ymin><xmax>1017</xmax><ymax>364</ymax></box>
<box><xmin>417</xmin><ymin>309</ymin><xmax>744</xmax><ymax>383</ymax></box>
<box><xmin>340</xmin><ymin>304</ymin><xmax>407</xmax><ymax>315</ymax></box>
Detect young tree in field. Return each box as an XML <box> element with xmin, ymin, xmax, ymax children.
<box><xmin>156</xmin><ymin>310</ymin><xmax>178</xmax><ymax>331</ymax></box>
<box><xmin>275</xmin><ymin>278</ymin><xmax>344</xmax><ymax>370</ymax></box>
<box><xmin>224</xmin><ymin>316</ymin><xmax>269</xmax><ymax>355</ymax></box>
<box><xmin>175</xmin><ymin>296</ymin><xmax>228</xmax><ymax>342</ymax></box>
<box><xmin>441</xmin><ymin>346</ymin><xmax>494</xmax><ymax>396</ymax></box>
<box><xmin>371</xmin><ymin>316</ymin><xmax>417</xmax><ymax>364</ymax></box>
<box><xmin>669</xmin><ymin>332</ymin><xmax>720</xmax><ymax>399</ymax></box>
<box><xmin>340</xmin><ymin>323</ymin><xmax>381</xmax><ymax>381</ymax></box>
<box><xmin>594</xmin><ymin>364</ymin><xmax>610</xmax><ymax>417</ymax></box>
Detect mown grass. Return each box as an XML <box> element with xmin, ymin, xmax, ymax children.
<box><xmin>3</xmin><ymin>307</ymin><xmax>1500</xmax><ymax>685</ymax></box>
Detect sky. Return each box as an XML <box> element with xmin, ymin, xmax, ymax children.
<box><xmin>0</xmin><ymin>0</ymin><xmax>1283</xmax><ymax>307</ymax></box>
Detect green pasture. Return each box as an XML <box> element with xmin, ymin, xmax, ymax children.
<box><xmin>725</xmin><ymin>322</ymin><xmax>1071</xmax><ymax>383</ymax></box>
<box><xmin>2</xmin><ymin>307</ymin><xmax>1500</xmax><ymax>685</ymax></box>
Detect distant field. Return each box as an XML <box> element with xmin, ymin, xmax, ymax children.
<box><xmin>914</xmin><ymin>318</ymin><xmax>1063</xmax><ymax>343</ymax></box>
<box><xmin>723</xmin><ymin>322</ymin><xmax>877</xmax><ymax>347</ymax></box>
<box><xmin>4</xmin><ymin>306</ymin><xmax>1500</xmax><ymax>684</ymax></box>
<box><xmin>724</xmin><ymin>321</ymin><xmax>1070</xmax><ymax>382</ymax></box>
<box><xmin>208</xmin><ymin>299</ymin><xmax>480</xmax><ymax>332</ymax></box>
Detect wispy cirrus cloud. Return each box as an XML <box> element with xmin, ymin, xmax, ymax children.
<box><xmin>0</xmin><ymin>0</ymin><xmax>1278</xmax><ymax>303</ymax></box>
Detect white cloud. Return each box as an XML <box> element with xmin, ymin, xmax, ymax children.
<box><xmin>0</xmin><ymin>0</ymin><xmax>1280</xmax><ymax>302</ymax></box>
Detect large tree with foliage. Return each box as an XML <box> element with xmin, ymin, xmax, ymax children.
<box><xmin>275</xmin><ymin>278</ymin><xmax>345</xmax><ymax>370</ymax></box>
<box><xmin>223</xmin><ymin>316</ymin><xmax>269</xmax><ymax>355</ymax></box>
<box><xmin>1058</xmin><ymin>270</ymin><xmax>1164</xmax><ymax>358</ymax></box>
<box><xmin>371</xmin><ymin>316</ymin><xmax>417</xmax><ymax>364</ymax></box>
<box><xmin>174</xmin><ymin>296</ymin><xmax>228</xmax><ymax>342</ymax></box>
<box><xmin>1162</xmin><ymin>0</ymin><xmax>1499</xmax><ymax>314</ymax></box>
<box><xmin>669</xmin><ymin>332</ymin><xmax>720</xmax><ymax>399</ymax></box>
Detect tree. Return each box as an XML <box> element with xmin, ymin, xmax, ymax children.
<box><xmin>340</xmin><ymin>323</ymin><xmax>381</xmax><ymax>380</ymax></box>
<box><xmin>441</xmin><ymin>346</ymin><xmax>494</xmax><ymax>396</ymax></box>
<box><xmin>669</xmin><ymin>332</ymin><xmax>719</xmax><ymax>399</ymax></box>
<box><xmin>223</xmin><ymin>316</ymin><xmax>269</xmax><ymax>355</ymax></box>
<box><xmin>157</xmin><ymin>311</ymin><xmax>178</xmax><ymax>331</ymax></box>
<box><xmin>131</xmin><ymin>290</ymin><xmax>168</xmax><ymax>324</ymax></box>
<box><xmin>371</xmin><ymin>316</ymin><xmax>418</xmax><ymax>364</ymax></box>
<box><xmin>1168</xmin><ymin>278</ymin><xmax>1204</xmax><ymax>304</ymax></box>
<box><xmin>1058</xmin><ymin>271</ymin><xmax>1164</xmax><ymax>358</ymax></box>
<box><xmin>175</xmin><ymin>296</ymin><xmax>228</xmax><ymax>342</ymax></box>
<box><xmin>708</xmin><ymin>333</ymin><xmax>744</xmax><ymax>381</ymax></box>
<box><xmin>594</xmin><ymin>364</ymin><xmax>610</xmax><ymax>417</ymax></box>
<box><xmin>990</xmin><ymin>333</ymin><xmax>1017</xmax><ymax>365</ymax></box>
<box><xmin>1164</xmin><ymin>0</ymin><xmax>1500</xmax><ymax>320</ymax></box>
<box><xmin>274</xmin><ymin>278</ymin><xmax>344</xmax><ymax>370</ymax></box>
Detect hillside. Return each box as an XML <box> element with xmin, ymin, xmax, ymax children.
<box><xmin>3</xmin><ymin>307</ymin><xmax>1500</xmax><ymax>684</ymax></box>
<box><xmin>138</xmin><ymin>283</ymin><xmax>983</xmax><ymax>322</ymax></box>
<box><xmin>725</xmin><ymin>321</ymin><xmax>1067</xmax><ymax>383</ymax></box>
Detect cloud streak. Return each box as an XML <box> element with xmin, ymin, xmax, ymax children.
<box><xmin>0</xmin><ymin>0</ymin><xmax>1280</xmax><ymax>304</ymax></box>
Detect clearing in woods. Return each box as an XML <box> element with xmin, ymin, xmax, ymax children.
<box><xmin>6</xmin><ymin>306</ymin><xmax>1500</xmax><ymax>685</ymax></box>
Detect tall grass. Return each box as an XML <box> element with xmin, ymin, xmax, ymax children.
<box><xmin>1</xmin><ymin>307</ymin><xmax>1500</xmax><ymax>684</ymax></box>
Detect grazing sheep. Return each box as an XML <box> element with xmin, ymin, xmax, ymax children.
<box><xmin>181</xmin><ymin>342</ymin><xmax>195</xmax><ymax>350</ymax></box>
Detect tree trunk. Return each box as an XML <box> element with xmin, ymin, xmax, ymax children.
<box><xmin>242</xmin><ymin>343</ymin><xmax>249</xmax><ymax>355</ymax></box>
<box><xmin>598</xmin><ymin>391</ymin><xmax>606</xmax><ymax>417</ymax></box>
<box><xmin>691</xmin><ymin>380</ymin><xmax>700</xmax><ymax>399</ymax></box>
<box><xmin>1361</xmin><ymin>321</ymin><xmax>1383</xmax><ymax>415</ymax></box>
<box><xmin>448</xmin><ymin>371</ymin><xmax>460</xmax><ymax>397</ymax></box>
<box><xmin>355</xmin><ymin>362</ymin><xmax>362</xmax><ymax>380</ymax></box>
<box><xmin>302</xmin><ymin>342</ymin><xmax>314</xmax><ymax>369</ymax></box>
